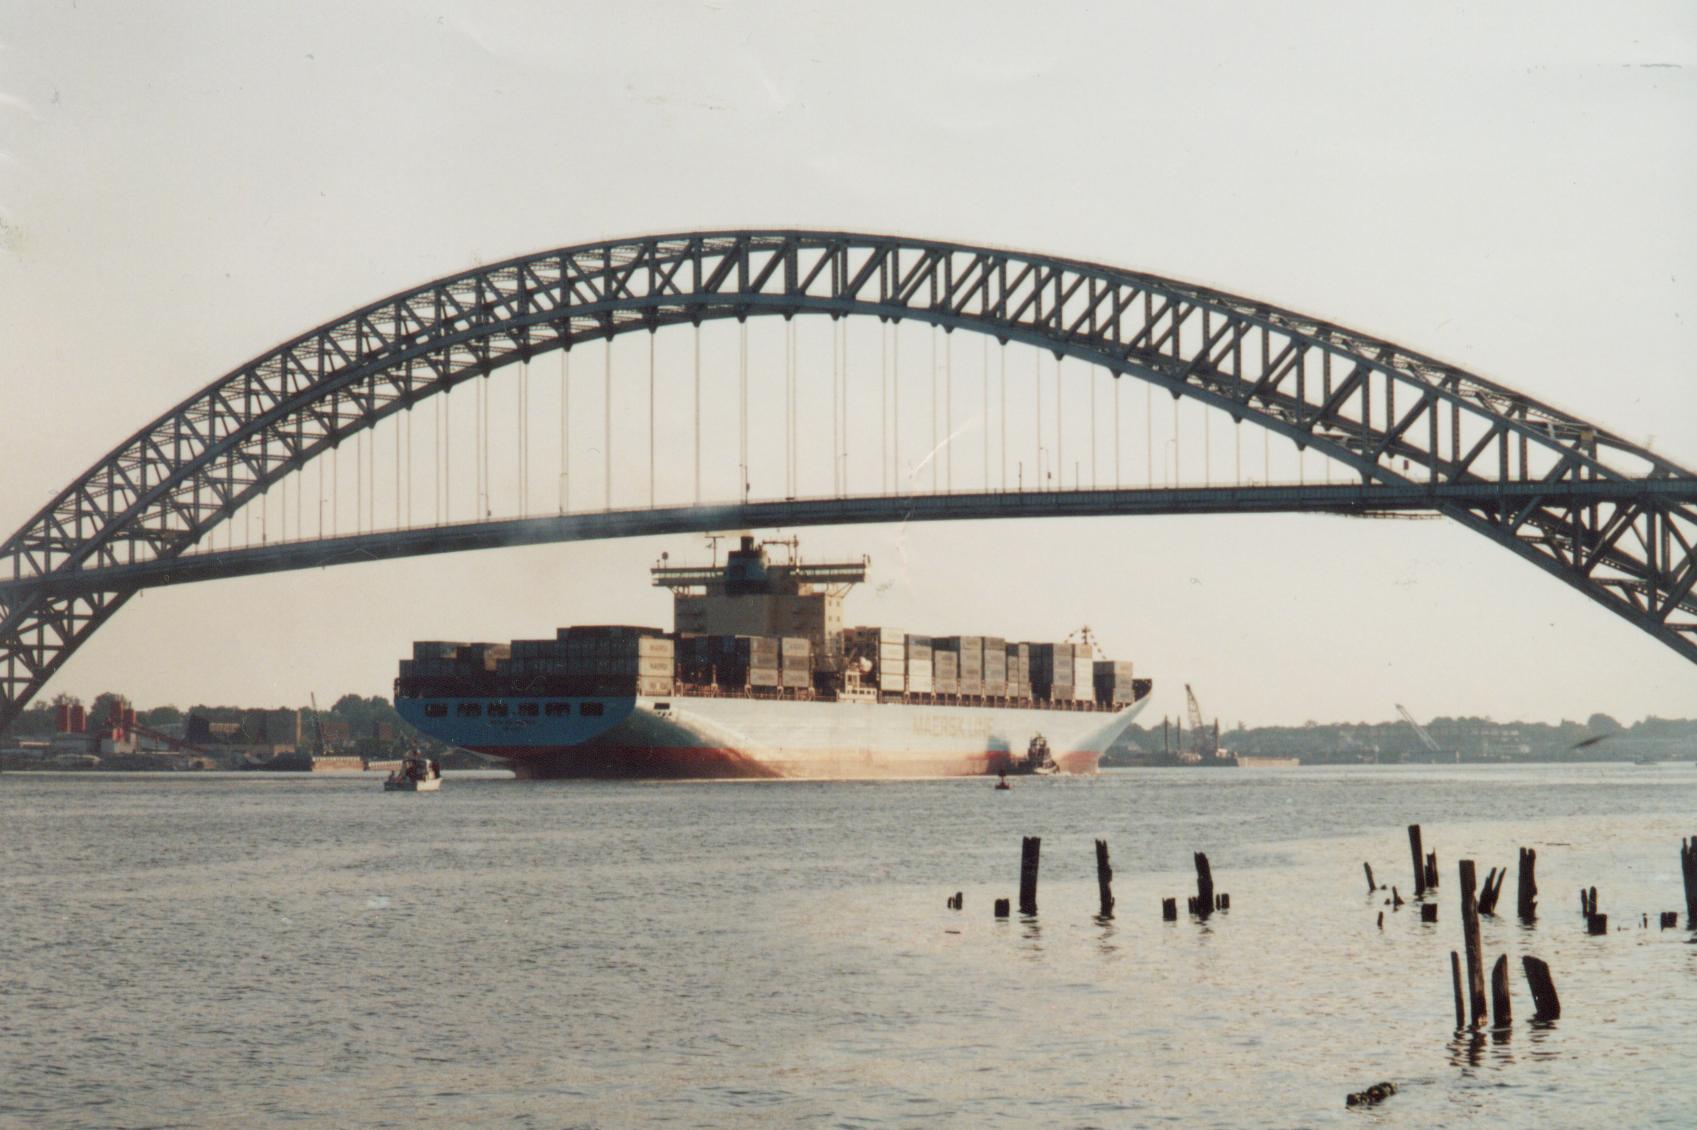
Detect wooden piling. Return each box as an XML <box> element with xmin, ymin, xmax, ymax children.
<box><xmin>1018</xmin><ymin>836</ymin><xmax>1041</xmax><ymax>916</ymax></box>
<box><xmin>1450</xmin><ymin>951</ymin><xmax>1465</xmax><ymax>1029</ymax></box>
<box><xmin>1215</xmin><ymin>893</ymin><xmax>1229</xmax><ymax>911</ymax></box>
<box><xmin>994</xmin><ymin>897</ymin><xmax>1010</xmax><ymax>918</ymax></box>
<box><xmin>1459</xmin><ymin>859</ymin><xmax>1487</xmax><ymax>1028</ymax></box>
<box><xmin>1194</xmin><ymin>852</ymin><xmax>1215</xmax><ymax>921</ymax></box>
<box><xmin>1095</xmin><ymin>839</ymin><xmax>1115</xmax><ymax>919</ymax></box>
<box><xmin>1588</xmin><ymin>886</ymin><xmax>1598</xmax><ymax>917</ymax></box>
<box><xmin>1408</xmin><ymin>824</ymin><xmax>1427</xmax><ymax>898</ymax></box>
<box><xmin>1682</xmin><ymin>836</ymin><xmax>1697</xmax><ymax>927</ymax></box>
<box><xmin>1522</xmin><ymin>955</ymin><xmax>1561</xmax><ymax>1020</ymax></box>
<box><xmin>1490</xmin><ymin>954</ymin><xmax>1512</xmax><ymax>1028</ymax></box>
<box><xmin>1478</xmin><ymin>867</ymin><xmax>1506</xmax><ymax>916</ymax></box>
<box><xmin>1420</xmin><ymin>903</ymin><xmax>1438</xmax><ymax>923</ymax></box>
<box><xmin>1161</xmin><ymin>897</ymin><xmax>1178</xmax><ymax>921</ymax></box>
<box><xmin>1517</xmin><ymin>846</ymin><xmax>1537</xmax><ymax>922</ymax></box>
<box><xmin>947</xmin><ymin>892</ymin><xmax>963</xmax><ymax>910</ymax></box>
<box><xmin>1587</xmin><ymin>912</ymin><xmax>1608</xmax><ymax>935</ymax></box>
<box><xmin>1391</xmin><ymin>886</ymin><xmax>1404</xmax><ymax>909</ymax></box>
<box><xmin>1425</xmin><ymin>850</ymin><xmax>1439</xmax><ymax>890</ymax></box>
<box><xmin>1364</xmin><ymin>861</ymin><xmax>1378</xmax><ymax>894</ymax></box>
<box><xmin>1662</xmin><ymin>911</ymin><xmax>1680</xmax><ymax>929</ymax></box>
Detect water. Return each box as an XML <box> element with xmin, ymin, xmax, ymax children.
<box><xmin>4</xmin><ymin>764</ymin><xmax>1695</xmax><ymax>1128</ymax></box>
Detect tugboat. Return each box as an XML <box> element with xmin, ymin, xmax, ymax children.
<box><xmin>383</xmin><ymin>752</ymin><xmax>443</xmax><ymax>792</ymax></box>
<box><xmin>1022</xmin><ymin>734</ymin><xmax>1060</xmax><ymax>776</ymax></box>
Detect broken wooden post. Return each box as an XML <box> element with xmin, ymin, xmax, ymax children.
<box><xmin>1490</xmin><ymin>954</ymin><xmax>1511</xmax><ymax>1028</ymax></box>
<box><xmin>946</xmin><ymin>892</ymin><xmax>963</xmax><ymax>910</ymax></box>
<box><xmin>1161</xmin><ymin>897</ymin><xmax>1178</xmax><ymax>921</ymax></box>
<box><xmin>1194</xmin><ymin>852</ymin><xmax>1215</xmax><ymax>920</ymax></box>
<box><xmin>1364</xmin><ymin>861</ymin><xmax>1378</xmax><ymax>893</ymax></box>
<box><xmin>1420</xmin><ymin>903</ymin><xmax>1438</xmax><ymax>923</ymax></box>
<box><xmin>1522</xmin><ymin>955</ymin><xmax>1561</xmax><ymax>1020</ymax></box>
<box><xmin>1662</xmin><ymin>911</ymin><xmax>1680</xmax><ymax>929</ymax></box>
<box><xmin>1460</xmin><ymin>859</ymin><xmax>1487</xmax><ymax>1028</ymax></box>
<box><xmin>1408</xmin><ymin>824</ymin><xmax>1427</xmax><ymax>897</ymax></box>
<box><xmin>1517</xmin><ymin>846</ymin><xmax>1537</xmax><ymax>922</ymax></box>
<box><xmin>1587</xmin><ymin>912</ymin><xmax>1608</xmax><ymax>935</ymax></box>
<box><xmin>1018</xmin><ymin>836</ymin><xmax>1041</xmax><ymax>916</ymax></box>
<box><xmin>1425</xmin><ymin>850</ymin><xmax>1439</xmax><ymax>890</ymax></box>
<box><xmin>994</xmin><ymin>897</ymin><xmax>1010</xmax><ymax>918</ymax></box>
<box><xmin>1478</xmin><ymin>867</ymin><xmax>1507</xmax><ymax>916</ymax></box>
<box><xmin>1682</xmin><ymin>836</ymin><xmax>1697</xmax><ymax>927</ymax></box>
<box><xmin>1378</xmin><ymin>911</ymin><xmax>1384</xmax><ymax>930</ymax></box>
<box><xmin>1450</xmin><ymin>951</ymin><xmax>1465</xmax><ymax>1029</ymax></box>
<box><xmin>1391</xmin><ymin>886</ymin><xmax>1404</xmax><ymax>909</ymax></box>
<box><xmin>1095</xmin><ymin>839</ymin><xmax>1114</xmax><ymax>919</ymax></box>
<box><xmin>1588</xmin><ymin>886</ymin><xmax>1598</xmax><ymax>916</ymax></box>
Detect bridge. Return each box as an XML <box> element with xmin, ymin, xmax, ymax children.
<box><xmin>3</xmin><ymin>230</ymin><xmax>1694</xmax><ymax>731</ymax></box>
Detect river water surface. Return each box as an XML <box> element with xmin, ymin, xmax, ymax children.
<box><xmin>4</xmin><ymin>764</ymin><xmax>1696</xmax><ymax>1128</ymax></box>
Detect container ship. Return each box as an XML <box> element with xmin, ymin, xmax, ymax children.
<box><xmin>393</xmin><ymin>536</ymin><xmax>1152</xmax><ymax>779</ymax></box>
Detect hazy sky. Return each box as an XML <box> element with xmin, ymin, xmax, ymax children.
<box><xmin>2</xmin><ymin>1</ymin><xmax>1694</xmax><ymax>726</ymax></box>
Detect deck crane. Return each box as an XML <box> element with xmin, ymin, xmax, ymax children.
<box><xmin>1395</xmin><ymin>703</ymin><xmax>1447</xmax><ymax>762</ymax></box>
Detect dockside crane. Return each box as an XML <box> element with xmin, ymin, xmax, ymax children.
<box><xmin>1184</xmin><ymin>684</ymin><xmax>1221</xmax><ymax>758</ymax></box>
<box><xmin>1396</xmin><ymin>703</ymin><xmax>1447</xmax><ymax>762</ymax></box>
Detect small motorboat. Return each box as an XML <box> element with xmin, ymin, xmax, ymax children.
<box><xmin>995</xmin><ymin>771</ymin><xmax>1012</xmax><ymax>791</ymax></box>
<box><xmin>384</xmin><ymin>752</ymin><xmax>443</xmax><ymax>792</ymax></box>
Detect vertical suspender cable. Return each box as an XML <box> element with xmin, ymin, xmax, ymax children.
<box><xmin>406</xmin><ymin>393</ymin><xmax>413</xmax><ymax>527</ymax></box>
<box><xmin>394</xmin><ymin>407</ymin><xmax>401</xmax><ymax>529</ymax></box>
<box><xmin>882</xmin><ymin>320</ymin><xmax>896</xmax><ymax>488</ymax></box>
<box><xmin>1114</xmin><ymin>372</ymin><xmax>1121</xmax><ymax>488</ymax></box>
<box><xmin>1090</xmin><ymin>364</ymin><xmax>1097</xmax><ymax>487</ymax></box>
<box><xmin>739</xmin><ymin>321</ymin><xmax>748</xmax><ymax>501</ymax></box>
<box><xmin>482</xmin><ymin>373</ymin><xmax>490</xmax><ymax>518</ymax></box>
<box><xmin>790</xmin><ymin>317</ymin><xmax>797</xmax><ymax>492</ymax></box>
<box><xmin>570</xmin><ymin>347</ymin><xmax>576</xmax><ymax>515</ymax></box>
<box><xmin>520</xmin><ymin>360</ymin><xmax>529</xmax><ymax>516</ymax></box>
<box><xmin>1172</xmin><ymin>398</ymin><xmax>1180</xmax><ymax>486</ymax></box>
<box><xmin>999</xmin><ymin>345</ymin><xmax>1007</xmax><ymax>491</ymax></box>
<box><xmin>840</xmin><ymin>320</ymin><xmax>849</xmax><ymax>495</ymax></box>
<box><xmin>1146</xmin><ymin>383</ymin><xmax>1153</xmax><ymax>487</ymax></box>
<box><xmin>980</xmin><ymin>337</ymin><xmax>988</xmax><ymax>490</ymax></box>
<box><xmin>1056</xmin><ymin>356</ymin><xmax>1064</xmax><ymax>489</ymax></box>
<box><xmin>1235</xmin><ymin>420</ymin><xmax>1242</xmax><ymax>485</ymax></box>
<box><xmin>892</xmin><ymin>326</ymin><xmax>901</xmax><ymax>490</ymax></box>
<box><xmin>693</xmin><ymin>326</ymin><xmax>701</xmax><ymax>506</ymax></box>
<box><xmin>930</xmin><ymin>328</ymin><xmax>938</xmax><ymax>493</ymax></box>
<box><xmin>604</xmin><ymin>337</ymin><xmax>612</xmax><ymax>511</ymax></box>
<box><xmin>649</xmin><ymin>331</ymin><xmax>656</xmax><ymax>509</ymax></box>
<box><xmin>1034</xmin><ymin>349</ymin><xmax>1042</xmax><ymax>486</ymax></box>
<box><xmin>943</xmin><ymin>327</ymin><xmax>957</xmax><ymax>492</ymax></box>
<box><xmin>318</xmin><ymin>454</ymin><xmax>325</xmax><ymax>538</ymax></box>
<box><xmin>831</xmin><ymin>319</ymin><xmax>840</xmax><ymax>496</ymax></box>
<box><xmin>439</xmin><ymin>388</ymin><xmax>447</xmax><ymax>524</ymax></box>
<box><xmin>1204</xmin><ymin>404</ymin><xmax>1211</xmax><ymax>487</ymax></box>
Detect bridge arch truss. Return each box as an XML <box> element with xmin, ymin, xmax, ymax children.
<box><xmin>3</xmin><ymin>231</ymin><xmax>1694</xmax><ymax>728</ymax></box>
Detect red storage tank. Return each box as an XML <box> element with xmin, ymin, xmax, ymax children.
<box><xmin>55</xmin><ymin>703</ymin><xmax>71</xmax><ymax>733</ymax></box>
<box><xmin>70</xmin><ymin>703</ymin><xmax>87</xmax><ymax>733</ymax></box>
<box><xmin>123</xmin><ymin>707</ymin><xmax>137</xmax><ymax>736</ymax></box>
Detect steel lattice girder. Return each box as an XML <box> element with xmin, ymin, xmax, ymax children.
<box><xmin>3</xmin><ymin>231</ymin><xmax>1694</xmax><ymax>730</ymax></box>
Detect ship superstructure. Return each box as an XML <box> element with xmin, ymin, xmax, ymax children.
<box><xmin>393</xmin><ymin>536</ymin><xmax>1152</xmax><ymax>779</ymax></box>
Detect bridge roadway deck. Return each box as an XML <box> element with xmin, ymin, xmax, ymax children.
<box><xmin>6</xmin><ymin>478</ymin><xmax>1695</xmax><ymax>598</ymax></box>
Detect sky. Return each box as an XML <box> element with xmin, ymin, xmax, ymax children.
<box><xmin>1</xmin><ymin>1</ymin><xmax>1694</xmax><ymax>727</ymax></box>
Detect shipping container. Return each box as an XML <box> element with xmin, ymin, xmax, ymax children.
<box><xmin>780</xmin><ymin>669</ymin><xmax>811</xmax><ymax>689</ymax></box>
<box><xmin>413</xmin><ymin>641</ymin><xmax>465</xmax><ymax>661</ymax></box>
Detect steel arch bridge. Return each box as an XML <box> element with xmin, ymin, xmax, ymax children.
<box><xmin>3</xmin><ymin>230</ymin><xmax>1695</xmax><ymax>731</ymax></box>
